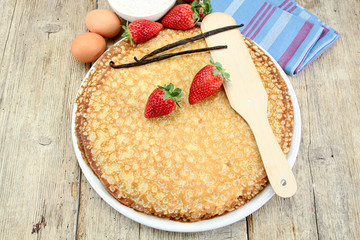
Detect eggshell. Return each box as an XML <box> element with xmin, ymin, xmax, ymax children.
<box><xmin>86</xmin><ymin>9</ymin><xmax>122</xmax><ymax>38</ymax></box>
<box><xmin>71</xmin><ymin>32</ymin><xmax>106</xmax><ymax>63</ymax></box>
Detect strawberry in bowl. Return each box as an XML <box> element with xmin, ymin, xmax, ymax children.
<box><xmin>161</xmin><ymin>0</ymin><xmax>212</xmax><ymax>30</ymax></box>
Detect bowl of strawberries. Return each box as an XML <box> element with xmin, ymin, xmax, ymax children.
<box><xmin>115</xmin><ymin>0</ymin><xmax>212</xmax><ymax>47</ymax></box>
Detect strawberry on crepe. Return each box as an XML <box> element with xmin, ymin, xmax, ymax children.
<box><xmin>144</xmin><ymin>83</ymin><xmax>184</xmax><ymax>118</ymax></box>
<box><xmin>189</xmin><ymin>56</ymin><xmax>230</xmax><ymax>104</ymax></box>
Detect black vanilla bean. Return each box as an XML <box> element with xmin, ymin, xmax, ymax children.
<box><xmin>138</xmin><ymin>24</ymin><xmax>244</xmax><ymax>61</ymax></box>
<box><xmin>109</xmin><ymin>45</ymin><xmax>227</xmax><ymax>69</ymax></box>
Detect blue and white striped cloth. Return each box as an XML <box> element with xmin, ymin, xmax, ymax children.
<box><xmin>212</xmin><ymin>0</ymin><xmax>340</xmax><ymax>75</ymax></box>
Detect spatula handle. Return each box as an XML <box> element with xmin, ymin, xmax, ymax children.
<box><xmin>249</xmin><ymin>114</ymin><xmax>297</xmax><ymax>198</ymax></box>
<box><xmin>201</xmin><ymin>12</ymin><xmax>297</xmax><ymax>198</ymax></box>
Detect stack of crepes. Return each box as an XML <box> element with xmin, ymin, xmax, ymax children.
<box><xmin>75</xmin><ymin>27</ymin><xmax>295</xmax><ymax>221</ymax></box>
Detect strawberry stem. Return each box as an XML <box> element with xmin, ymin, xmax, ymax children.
<box><xmin>122</xmin><ymin>22</ymin><xmax>135</xmax><ymax>46</ymax></box>
<box><xmin>158</xmin><ymin>83</ymin><xmax>184</xmax><ymax>107</ymax></box>
<box><xmin>210</xmin><ymin>56</ymin><xmax>231</xmax><ymax>82</ymax></box>
<box><xmin>191</xmin><ymin>0</ymin><xmax>212</xmax><ymax>22</ymax></box>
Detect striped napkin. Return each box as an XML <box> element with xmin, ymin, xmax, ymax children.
<box><xmin>211</xmin><ymin>0</ymin><xmax>340</xmax><ymax>75</ymax></box>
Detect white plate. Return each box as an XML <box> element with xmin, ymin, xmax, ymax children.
<box><xmin>71</xmin><ymin>38</ymin><xmax>301</xmax><ymax>233</ymax></box>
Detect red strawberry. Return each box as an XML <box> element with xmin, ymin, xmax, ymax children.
<box><xmin>122</xmin><ymin>20</ymin><xmax>163</xmax><ymax>46</ymax></box>
<box><xmin>161</xmin><ymin>1</ymin><xmax>212</xmax><ymax>30</ymax></box>
<box><xmin>161</xmin><ymin>4</ymin><xmax>195</xmax><ymax>30</ymax></box>
<box><xmin>189</xmin><ymin>56</ymin><xmax>230</xmax><ymax>105</ymax></box>
<box><xmin>144</xmin><ymin>83</ymin><xmax>184</xmax><ymax>118</ymax></box>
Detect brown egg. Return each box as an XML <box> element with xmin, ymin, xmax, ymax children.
<box><xmin>86</xmin><ymin>9</ymin><xmax>122</xmax><ymax>38</ymax></box>
<box><xmin>71</xmin><ymin>32</ymin><xmax>106</xmax><ymax>63</ymax></box>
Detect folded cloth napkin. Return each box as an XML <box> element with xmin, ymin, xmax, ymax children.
<box><xmin>211</xmin><ymin>0</ymin><xmax>340</xmax><ymax>75</ymax></box>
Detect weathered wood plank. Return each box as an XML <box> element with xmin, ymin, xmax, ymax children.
<box><xmin>77</xmin><ymin>180</ymin><xmax>140</xmax><ymax>240</ymax></box>
<box><xmin>138</xmin><ymin>220</ymin><xmax>248</xmax><ymax>240</ymax></box>
<box><xmin>300</xmin><ymin>0</ymin><xmax>360</xmax><ymax>239</ymax></box>
<box><xmin>0</xmin><ymin>0</ymin><xmax>91</xmax><ymax>239</ymax></box>
<box><xmin>248</xmin><ymin>0</ymin><xmax>360</xmax><ymax>239</ymax></box>
<box><xmin>247</xmin><ymin>156</ymin><xmax>318</xmax><ymax>239</ymax></box>
<box><xmin>0</xmin><ymin>0</ymin><xmax>17</xmax><ymax>66</ymax></box>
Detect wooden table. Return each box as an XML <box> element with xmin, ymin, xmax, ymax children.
<box><xmin>1</xmin><ymin>0</ymin><xmax>359</xmax><ymax>239</ymax></box>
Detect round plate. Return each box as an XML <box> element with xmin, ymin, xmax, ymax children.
<box><xmin>71</xmin><ymin>37</ymin><xmax>301</xmax><ymax>233</ymax></box>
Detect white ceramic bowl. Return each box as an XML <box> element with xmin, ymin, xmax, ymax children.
<box><xmin>107</xmin><ymin>0</ymin><xmax>176</xmax><ymax>22</ymax></box>
<box><xmin>72</xmin><ymin>38</ymin><xmax>301</xmax><ymax>233</ymax></box>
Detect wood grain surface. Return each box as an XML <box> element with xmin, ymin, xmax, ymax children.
<box><xmin>0</xmin><ymin>0</ymin><xmax>359</xmax><ymax>239</ymax></box>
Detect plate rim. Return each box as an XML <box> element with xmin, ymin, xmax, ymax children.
<box><xmin>71</xmin><ymin>36</ymin><xmax>302</xmax><ymax>233</ymax></box>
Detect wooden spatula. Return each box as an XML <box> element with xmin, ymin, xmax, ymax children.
<box><xmin>201</xmin><ymin>13</ymin><xmax>297</xmax><ymax>198</ymax></box>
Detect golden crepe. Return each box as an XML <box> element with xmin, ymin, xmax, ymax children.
<box><xmin>75</xmin><ymin>27</ymin><xmax>294</xmax><ymax>222</ymax></box>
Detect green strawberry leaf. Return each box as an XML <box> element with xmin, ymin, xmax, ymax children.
<box><xmin>163</xmin><ymin>91</ymin><xmax>171</xmax><ymax>100</ymax></box>
<box><xmin>173</xmin><ymin>88</ymin><xmax>182</xmax><ymax>93</ymax></box>
<box><xmin>210</xmin><ymin>55</ymin><xmax>215</xmax><ymax>65</ymax></box>
<box><xmin>168</xmin><ymin>83</ymin><xmax>174</xmax><ymax>92</ymax></box>
<box><xmin>172</xmin><ymin>88</ymin><xmax>183</xmax><ymax>97</ymax></box>
<box><xmin>223</xmin><ymin>72</ymin><xmax>231</xmax><ymax>81</ymax></box>
<box><xmin>121</xmin><ymin>22</ymin><xmax>135</xmax><ymax>46</ymax></box>
<box><xmin>210</xmin><ymin>58</ymin><xmax>231</xmax><ymax>82</ymax></box>
<box><xmin>205</xmin><ymin>3</ymin><xmax>212</xmax><ymax>13</ymax></box>
<box><xmin>214</xmin><ymin>62</ymin><xmax>222</xmax><ymax>68</ymax></box>
<box><xmin>172</xmin><ymin>92</ymin><xmax>180</xmax><ymax>97</ymax></box>
<box><xmin>158</xmin><ymin>83</ymin><xmax>184</xmax><ymax>106</ymax></box>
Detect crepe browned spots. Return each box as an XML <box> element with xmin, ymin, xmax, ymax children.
<box><xmin>75</xmin><ymin>27</ymin><xmax>293</xmax><ymax>222</ymax></box>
